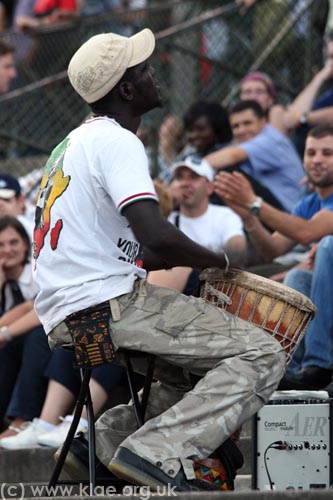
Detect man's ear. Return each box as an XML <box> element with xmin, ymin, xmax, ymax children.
<box><xmin>206</xmin><ymin>181</ymin><xmax>214</xmax><ymax>196</ymax></box>
<box><xmin>119</xmin><ymin>81</ymin><xmax>134</xmax><ymax>101</ymax></box>
<box><xmin>18</xmin><ymin>194</ymin><xmax>26</xmax><ymax>214</ymax></box>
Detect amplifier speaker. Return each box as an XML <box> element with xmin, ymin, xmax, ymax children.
<box><xmin>252</xmin><ymin>391</ymin><xmax>333</xmax><ymax>491</ymax></box>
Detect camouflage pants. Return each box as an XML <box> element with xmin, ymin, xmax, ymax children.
<box><xmin>49</xmin><ymin>278</ymin><xmax>285</xmax><ymax>479</ymax></box>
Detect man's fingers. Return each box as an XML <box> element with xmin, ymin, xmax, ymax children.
<box><xmin>214</xmin><ymin>181</ymin><xmax>235</xmax><ymax>197</ymax></box>
<box><xmin>214</xmin><ymin>171</ymin><xmax>248</xmax><ymax>201</ymax></box>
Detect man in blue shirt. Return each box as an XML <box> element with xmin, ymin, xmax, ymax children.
<box><xmin>214</xmin><ymin>124</ymin><xmax>333</xmax><ymax>390</ymax></box>
<box><xmin>204</xmin><ymin>100</ymin><xmax>304</xmax><ymax>212</ymax></box>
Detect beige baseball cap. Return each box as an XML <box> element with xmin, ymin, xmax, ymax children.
<box><xmin>68</xmin><ymin>28</ymin><xmax>155</xmax><ymax>104</ymax></box>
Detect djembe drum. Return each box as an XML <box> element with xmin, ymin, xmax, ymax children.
<box><xmin>200</xmin><ymin>268</ymin><xmax>316</xmax><ymax>365</ymax></box>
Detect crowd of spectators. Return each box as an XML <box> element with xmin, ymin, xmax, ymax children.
<box><xmin>0</xmin><ymin>0</ymin><xmax>332</xmax><ymax>472</ymax></box>
<box><xmin>0</xmin><ymin>0</ymin><xmax>147</xmax><ymax>32</ymax></box>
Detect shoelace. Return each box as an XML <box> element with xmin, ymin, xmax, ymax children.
<box><xmin>8</xmin><ymin>420</ymin><xmax>40</xmax><ymax>436</ymax></box>
<box><xmin>8</xmin><ymin>425</ymin><xmax>22</xmax><ymax>434</ymax></box>
<box><xmin>17</xmin><ymin>421</ymin><xmax>35</xmax><ymax>432</ymax></box>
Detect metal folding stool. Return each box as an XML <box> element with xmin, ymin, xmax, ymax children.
<box><xmin>48</xmin><ymin>350</ymin><xmax>156</xmax><ymax>495</ymax></box>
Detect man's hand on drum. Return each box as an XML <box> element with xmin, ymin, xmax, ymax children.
<box><xmin>214</xmin><ymin>171</ymin><xmax>256</xmax><ymax>217</ymax></box>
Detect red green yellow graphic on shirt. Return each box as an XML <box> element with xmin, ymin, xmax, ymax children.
<box><xmin>34</xmin><ymin>138</ymin><xmax>71</xmax><ymax>259</ymax></box>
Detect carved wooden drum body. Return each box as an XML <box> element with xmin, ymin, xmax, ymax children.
<box><xmin>200</xmin><ymin>268</ymin><xmax>317</xmax><ymax>365</ymax></box>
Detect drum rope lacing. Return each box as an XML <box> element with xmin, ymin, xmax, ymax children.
<box><xmin>203</xmin><ymin>282</ymin><xmax>232</xmax><ymax>306</ymax></box>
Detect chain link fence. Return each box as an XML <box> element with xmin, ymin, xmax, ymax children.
<box><xmin>0</xmin><ymin>0</ymin><xmax>326</xmax><ymax>183</ymax></box>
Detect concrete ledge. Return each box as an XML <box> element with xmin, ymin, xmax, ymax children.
<box><xmin>21</xmin><ymin>493</ymin><xmax>333</xmax><ymax>500</ymax></box>
<box><xmin>0</xmin><ymin>436</ymin><xmax>253</xmax><ymax>483</ymax></box>
<box><xmin>0</xmin><ymin>447</ymin><xmax>69</xmax><ymax>483</ymax></box>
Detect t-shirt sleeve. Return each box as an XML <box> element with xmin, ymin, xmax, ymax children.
<box><xmin>222</xmin><ymin>211</ymin><xmax>245</xmax><ymax>242</ymax></box>
<box><xmin>240</xmin><ymin>132</ymin><xmax>274</xmax><ymax>174</ymax></box>
<box><xmin>98</xmin><ymin>132</ymin><xmax>158</xmax><ymax>214</ymax></box>
<box><xmin>292</xmin><ymin>198</ymin><xmax>307</xmax><ymax>218</ymax></box>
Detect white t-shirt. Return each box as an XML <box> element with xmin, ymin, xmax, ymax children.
<box><xmin>168</xmin><ymin>204</ymin><xmax>244</xmax><ymax>253</ymax></box>
<box><xmin>33</xmin><ymin>117</ymin><xmax>158</xmax><ymax>333</ymax></box>
<box><xmin>3</xmin><ymin>262</ymin><xmax>39</xmax><ymax>312</ymax></box>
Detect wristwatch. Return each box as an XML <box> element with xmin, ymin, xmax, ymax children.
<box><xmin>299</xmin><ymin>112</ymin><xmax>308</xmax><ymax>126</ymax></box>
<box><xmin>249</xmin><ymin>196</ymin><xmax>263</xmax><ymax>216</ymax></box>
<box><xmin>0</xmin><ymin>326</ymin><xmax>12</xmax><ymax>342</ymax></box>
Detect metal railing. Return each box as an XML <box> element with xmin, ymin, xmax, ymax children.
<box><xmin>0</xmin><ymin>0</ymin><xmax>324</xmax><ymax>180</ymax></box>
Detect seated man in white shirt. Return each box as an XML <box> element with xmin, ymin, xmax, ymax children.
<box><xmin>169</xmin><ymin>157</ymin><xmax>247</xmax><ymax>262</ymax></box>
<box><xmin>149</xmin><ymin>157</ymin><xmax>247</xmax><ymax>294</ymax></box>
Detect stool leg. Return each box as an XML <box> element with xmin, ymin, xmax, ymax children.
<box><xmin>124</xmin><ymin>352</ymin><xmax>155</xmax><ymax>428</ymax></box>
<box><xmin>140</xmin><ymin>355</ymin><xmax>155</xmax><ymax>420</ymax></box>
<box><xmin>124</xmin><ymin>351</ymin><xmax>144</xmax><ymax>427</ymax></box>
<box><xmin>83</xmin><ymin>369</ymin><xmax>96</xmax><ymax>495</ymax></box>
<box><xmin>48</xmin><ymin>368</ymin><xmax>92</xmax><ymax>488</ymax></box>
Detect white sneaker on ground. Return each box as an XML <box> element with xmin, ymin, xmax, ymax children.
<box><xmin>37</xmin><ymin>416</ymin><xmax>87</xmax><ymax>448</ymax></box>
<box><xmin>0</xmin><ymin>419</ymin><xmax>45</xmax><ymax>449</ymax></box>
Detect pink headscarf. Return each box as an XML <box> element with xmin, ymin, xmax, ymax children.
<box><xmin>241</xmin><ymin>72</ymin><xmax>277</xmax><ymax>101</ymax></box>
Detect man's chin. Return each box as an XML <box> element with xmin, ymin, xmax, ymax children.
<box><xmin>154</xmin><ymin>95</ymin><xmax>163</xmax><ymax>108</ymax></box>
<box><xmin>145</xmin><ymin>97</ymin><xmax>163</xmax><ymax>113</ymax></box>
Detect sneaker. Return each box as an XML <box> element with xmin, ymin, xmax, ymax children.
<box><xmin>0</xmin><ymin>424</ymin><xmax>22</xmax><ymax>441</ymax></box>
<box><xmin>38</xmin><ymin>416</ymin><xmax>87</xmax><ymax>447</ymax></box>
<box><xmin>0</xmin><ymin>419</ymin><xmax>45</xmax><ymax>449</ymax></box>
<box><xmin>109</xmin><ymin>438</ymin><xmax>243</xmax><ymax>492</ymax></box>
<box><xmin>109</xmin><ymin>447</ymin><xmax>225</xmax><ymax>492</ymax></box>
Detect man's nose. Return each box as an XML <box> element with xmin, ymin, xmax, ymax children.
<box><xmin>312</xmin><ymin>152</ymin><xmax>324</xmax><ymax>164</ymax></box>
<box><xmin>188</xmin><ymin>130</ymin><xmax>198</xmax><ymax>140</ymax></box>
<box><xmin>237</xmin><ymin>125</ymin><xmax>246</xmax><ymax>135</ymax></box>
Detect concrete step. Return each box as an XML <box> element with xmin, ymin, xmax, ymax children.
<box><xmin>0</xmin><ymin>436</ymin><xmax>253</xmax><ymax>483</ymax></box>
<box><xmin>0</xmin><ymin>438</ymin><xmax>253</xmax><ymax>482</ymax></box>
<box><xmin>0</xmin><ymin>447</ymin><xmax>69</xmax><ymax>484</ymax></box>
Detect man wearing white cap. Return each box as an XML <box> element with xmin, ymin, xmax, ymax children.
<box><xmin>168</xmin><ymin>156</ymin><xmax>247</xmax><ymax>263</ymax></box>
<box><xmin>33</xmin><ymin>28</ymin><xmax>285</xmax><ymax>492</ymax></box>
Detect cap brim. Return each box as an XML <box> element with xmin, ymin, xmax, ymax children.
<box><xmin>171</xmin><ymin>161</ymin><xmax>214</xmax><ymax>182</ymax></box>
<box><xmin>128</xmin><ymin>28</ymin><xmax>155</xmax><ymax>68</ymax></box>
<box><xmin>0</xmin><ymin>189</ymin><xmax>16</xmax><ymax>199</ymax></box>
<box><xmin>170</xmin><ymin>162</ymin><xmax>187</xmax><ymax>175</ymax></box>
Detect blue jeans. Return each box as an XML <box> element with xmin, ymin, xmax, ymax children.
<box><xmin>284</xmin><ymin>235</ymin><xmax>333</xmax><ymax>372</ymax></box>
<box><xmin>0</xmin><ymin>326</ymin><xmax>52</xmax><ymax>425</ymax></box>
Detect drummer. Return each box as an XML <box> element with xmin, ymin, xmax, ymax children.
<box><xmin>214</xmin><ymin>124</ymin><xmax>333</xmax><ymax>391</ymax></box>
<box><xmin>32</xmin><ymin>29</ymin><xmax>285</xmax><ymax>492</ymax></box>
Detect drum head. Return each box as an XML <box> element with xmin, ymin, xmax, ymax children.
<box><xmin>199</xmin><ymin>267</ymin><xmax>316</xmax><ymax>314</ymax></box>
